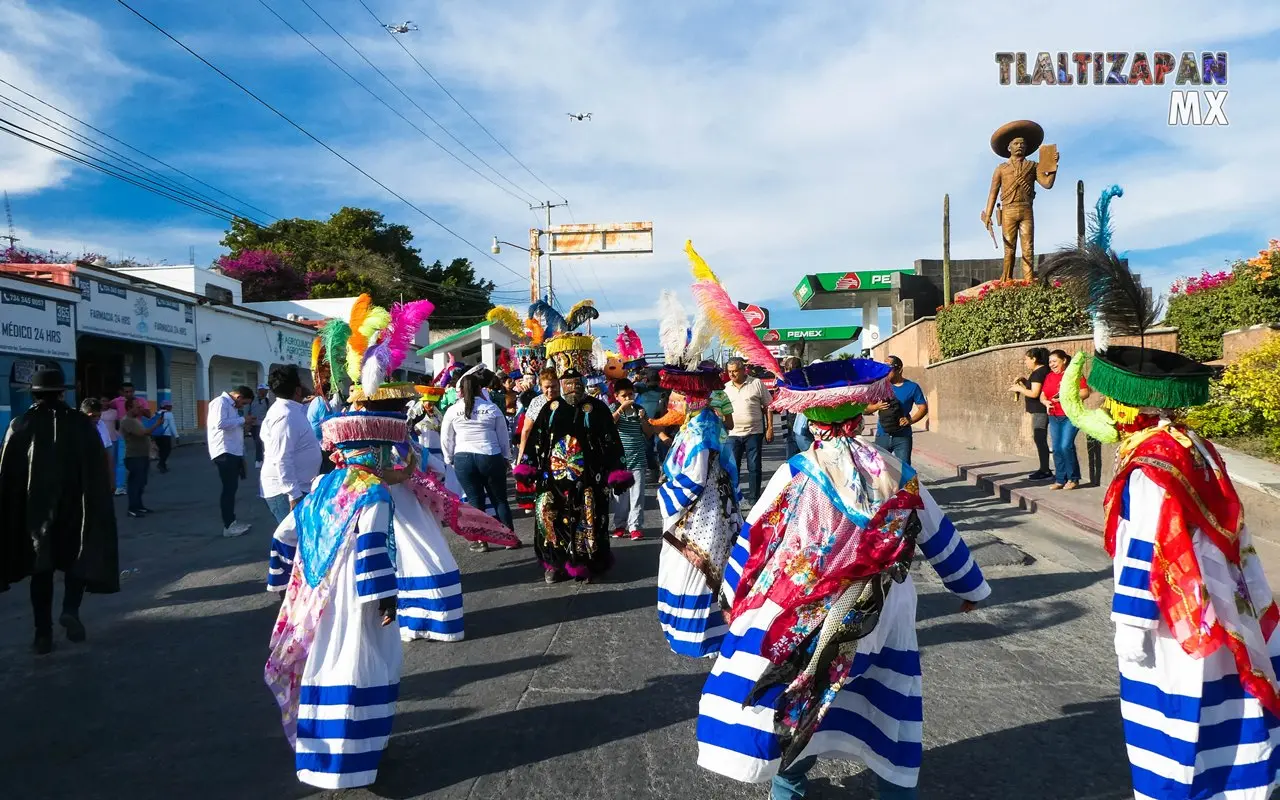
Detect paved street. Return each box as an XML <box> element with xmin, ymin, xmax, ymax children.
<box><xmin>0</xmin><ymin>441</ymin><xmax>1133</xmax><ymax>799</ymax></box>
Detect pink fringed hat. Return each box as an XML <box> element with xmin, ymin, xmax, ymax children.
<box><xmin>321</xmin><ymin>411</ymin><xmax>409</xmax><ymax>451</ymax></box>
<box><xmin>771</xmin><ymin>359</ymin><xmax>894</xmax><ymax>422</ymax></box>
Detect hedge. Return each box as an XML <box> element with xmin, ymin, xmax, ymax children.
<box><xmin>1165</xmin><ymin>242</ymin><xmax>1280</xmax><ymax>362</ymax></box>
<box><xmin>935</xmin><ymin>281</ymin><xmax>1089</xmax><ymax>359</ymax></box>
<box><xmin>1186</xmin><ymin>333</ymin><xmax>1280</xmax><ymax>458</ymax></box>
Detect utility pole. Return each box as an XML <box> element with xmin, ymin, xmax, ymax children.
<box><xmin>942</xmin><ymin>194</ymin><xmax>951</xmax><ymax>307</ymax></box>
<box><xmin>1076</xmin><ymin>180</ymin><xmax>1086</xmax><ymax>248</ymax></box>
<box><xmin>2</xmin><ymin>192</ymin><xmax>18</xmax><ymax>249</ymax></box>
<box><xmin>530</xmin><ymin>200</ymin><xmax>568</xmax><ymax>304</ymax></box>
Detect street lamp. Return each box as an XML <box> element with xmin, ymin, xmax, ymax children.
<box><xmin>492</xmin><ymin>236</ymin><xmax>529</xmax><ymax>255</ymax></box>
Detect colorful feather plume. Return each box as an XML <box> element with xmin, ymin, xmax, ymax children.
<box><xmin>497</xmin><ymin>348</ymin><xmax>514</xmax><ymax>374</ymax></box>
<box><xmin>486</xmin><ymin>306</ymin><xmax>526</xmax><ymax>338</ymax></box>
<box><xmin>385</xmin><ymin>299</ymin><xmax>434</xmax><ymax>372</ymax></box>
<box><xmin>319</xmin><ymin>318</ymin><xmax>351</xmax><ymax>396</ymax></box>
<box><xmin>361</xmin><ymin>343</ymin><xmax>391</xmax><ymax>394</ymax></box>
<box><xmin>348</xmin><ymin>305</ymin><xmax>390</xmax><ymax>382</ymax></box>
<box><xmin>310</xmin><ymin>337</ymin><xmax>323</xmax><ymax>377</ymax></box>
<box><xmin>526</xmin><ymin>317</ymin><xmax>545</xmax><ymax>346</ymax></box>
<box><xmin>591</xmin><ymin>337</ymin><xmax>609</xmax><ymax>372</ymax></box>
<box><xmin>345</xmin><ymin>294</ymin><xmax>373</xmax><ymax>354</ymax></box>
<box><xmin>616</xmin><ymin>326</ymin><xmax>644</xmax><ymax>361</ymax></box>
<box><xmin>686</xmin><ymin>240</ymin><xmax>782</xmax><ymax>375</ymax></box>
<box><xmin>565</xmin><ymin>299</ymin><xmax>599</xmax><ymax>332</ymax></box>
<box><xmin>1042</xmin><ymin>186</ymin><xmax>1160</xmax><ymax>351</ymax></box>
<box><xmin>528</xmin><ymin>300</ymin><xmax>565</xmax><ymax>338</ymax></box>
<box><xmin>434</xmin><ymin>353</ymin><xmax>460</xmax><ymax>388</ymax></box>
<box><xmin>658</xmin><ymin>291</ymin><xmax>691</xmax><ymax>365</ymax></box>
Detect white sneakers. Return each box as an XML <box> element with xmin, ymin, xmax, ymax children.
<box><xmin>222</xmin><ymin>522</ymin><xmax>251</xmax><ymax>538</ymax></box>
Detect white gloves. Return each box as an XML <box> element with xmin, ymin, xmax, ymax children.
<box><xmin>1115</xmin><ymin>624</ymin><xmax>1152</xmax><ymax>665</ymax></box>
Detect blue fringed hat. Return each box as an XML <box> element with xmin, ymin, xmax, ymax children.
<box><xmin>771</xmin><ymin>359</ymin><xmax>895</xmax><ymax>423</ymax></box>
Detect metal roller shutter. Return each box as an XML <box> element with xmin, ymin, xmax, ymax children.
<box><xmin>169</xmin><ymin>352</ymin><xmax>198</xmax><ymax>437</ymax></box>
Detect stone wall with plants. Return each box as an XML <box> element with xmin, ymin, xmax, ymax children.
<box><xmin>1164</xmin><ymin>240</ymin><xmax>1280</xmax><ymax>362</ymax></box>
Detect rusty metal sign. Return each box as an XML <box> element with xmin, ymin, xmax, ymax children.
<box><xmin>546</xmin><ymin>222</ymin><xmax>653</xmax><ymax>257</ymax></box>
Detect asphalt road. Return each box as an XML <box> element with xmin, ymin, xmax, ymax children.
<box><xmin>0</xmin><ymin>440</ymin><xmax>1134</xmax><ymax>799</ymax></box>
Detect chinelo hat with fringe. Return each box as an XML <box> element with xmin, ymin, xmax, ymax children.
<box><xmin>321</xmin><ymin>410</ymin><xmax>410</xmax><ymax>452</ymax></box>
<box><xmin>771</xmin><ymin>359</ymin><xmax>895</xmax><ymax>423</ymax></box>
<box><xmin>1042</xmin><ymin>185</ymin><xmax>1212</xmax><ymax>413</ymax></box>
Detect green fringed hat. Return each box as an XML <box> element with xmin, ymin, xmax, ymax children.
<box><xmin>1088</xmin><ymin>345</ymin><xmax>1212</xmax><ymax>409</ymax></box>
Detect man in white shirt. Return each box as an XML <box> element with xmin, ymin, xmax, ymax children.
<box><xmin>723</xmin><ymin>357</ymin><xmax>774</xmax><ymax>504</ymax></box>
<box><xmin>207</xmin><ymin>384</ymin><xmax>255</xmax><ymax>537</ymax></box>
<box><xmin>259</xmin><ymin>366</ymin><xmax>323</xmax><ymax>524</ymax></box>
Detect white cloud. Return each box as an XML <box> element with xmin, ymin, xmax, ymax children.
<box><xmin>0</xmin><ymin>1</ymin><xmax>145</xmax><ymax>194</ymax></box>
<box><xmin>8</xmin><ymin>0</ymin><xmax>1280</xmax><ymax>329</ymax></box>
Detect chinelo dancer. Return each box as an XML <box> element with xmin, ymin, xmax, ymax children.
<box><xmin>1046</xmin><ymin>185</ymin><xmax>1280</xmax><ymax>800</ymax></box>
<box><xmin>264</xmin><ymin>408</ymin><xmax>407</xmax><ymax>790</ymax></box>
<box><xmin>516</xmin><ymin>299</ymin><xmax>633</xmax><ymax>584</ymax></box>
<box><xmin>696</xmin><ymin>355</ymin><xmax>990</xmax><ymax>800</ymax></box>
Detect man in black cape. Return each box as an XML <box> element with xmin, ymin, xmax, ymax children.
<box><xmin>0</xmin><ymin>367</ymin><xmax>119</xmax><ymax>654</ymax></box>
<box><xmin>519</xmin><ymin>369</ymin><xmax>632</xmax><ymax>584</ymax></box>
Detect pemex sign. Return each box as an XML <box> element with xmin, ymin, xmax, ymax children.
<box><xmin>756</xmin><ymin>325</ymin><xmax>862</xmax><ymax>342</ymax></box>
<box><xmin>737</xmin><ymin>302</ymin><xmax>770</xmax><ymax>329</ymax></box>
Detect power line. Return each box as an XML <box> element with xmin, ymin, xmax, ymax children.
<box><xmin>255</xmin><ymin>0</ymin><xmax>534</xmax><ymax>207</ymax></box>
<box><xmin>353</xmin><ymin>0</ymin><xmax>566</xmax><ymax>202</ymax></box>
<box><xmin>293</xmin><ymin>0</ymin><xmax>540</xmax><ymax>206</ymax></box>
<box><xmin>0</xmin><ymin>94</ymin><xmax>273</xmax><ymax>228</ymax></box>
<box><xmin>0</xmin><ymin>117</ymin><xmax>248</xmax><ymax>224</ymax></box>
<box><xmin>0</xmin><ymin>77</ymin><xmax>277</xmax><ymax>223</ymax></box>
<box><xmin>114</xmin><ymin>0</ymin><xmax>527</xmax><ymax>284</ymax></box>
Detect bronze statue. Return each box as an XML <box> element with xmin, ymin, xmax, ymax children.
<box><xmin>981</xmin><ymin>120</ymin><xmax>1059</xmax><ymax>281</ymax></box>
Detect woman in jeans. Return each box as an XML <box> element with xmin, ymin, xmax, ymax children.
<box><xmin>441</xmin><ymin>374</ymin><xmax>514</xmax><ymax>552</ymax></box>
<box><xmin>1040</xmin><ymin>349</ymin><xmax>1090</xmax><ymax>490</ymax></box>
<box><xmin>1009</xmin><ymin>347</ymin><xmax>1051</xmax><ymax>480</ymax></box>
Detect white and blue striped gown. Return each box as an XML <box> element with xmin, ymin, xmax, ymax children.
<box><xmin>268</xmin><ymin>499</ymin><xmax>403</xmax><ymax>790</ymax></box>
<box><xmin>388</xmin><ymin>480</ymin><xmax>465</xmax><ymax>643</ymax></box>
<box><xmin>656</xmin><ymin>425</ymin><xmax>742</xmax><ymax>658</ymax></box>
<box><xmin>696</xmin><ymin>456</ymin><xmax>991</xmax><ymax>789</ymax></box>
<box><xmin>1113</xmin><ymin>469</ymin><xmax>1280</xmax><ymax>800</ymax></box>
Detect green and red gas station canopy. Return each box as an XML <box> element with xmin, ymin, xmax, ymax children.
<box><xmin>793</xmin><ymin>269</ymin><xmax>913</xmax><ymax>310</ymax></box>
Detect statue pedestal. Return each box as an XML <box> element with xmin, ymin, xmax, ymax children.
<box><xmin>953</xmin><ymin>279</ymin><xmax>1006</xmax><ymax>304</ymax></box>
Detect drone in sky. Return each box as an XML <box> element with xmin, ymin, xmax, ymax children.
<box><xmin>384</xmin><ymin>21</ymin><xmax>418</xmax><ymax>34</ymax></box>
<box><xmin>567</xmin><ymin>112</ymin><xmax>592</xmax><ymax>121</ymax></box>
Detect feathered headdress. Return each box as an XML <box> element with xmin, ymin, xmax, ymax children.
<box><xmin>319</xmin><ymin>318</ymin><xmax>351</xmax><ymax>399</ymax></box>
<box><xmin>565</xmin><ymin>299</ymin><xmax>599</xmax><ymax>332</ymax></box>
<box><xmin>658</xmin><ymin>291</ymin><xmax>712</xmax><ymax>369</ymax></box>
<box><xmin>686</xmin><ymin>240</ymin><xmax>783</xmax><ymax>375</ymax></box>
<box><xmin>616</xmin><ymin>326</ymin><xmax>645</xmax><ymax>366</ymax></box>
<box><xmin>346</xmin><ymin>295</ymin><xmax>391</xmax><ymax>383</ymax></box>
<box><xmin>359</xmin><ymin>298</ymin><xmax>435</xmax><ymax>395</ymax></box>
<box><xmin>310</xmin><ymin>336</ymin><xmax>325</xmax><ymax>380</ymax></box>
<box><xmin>487</xmin><ymin>306</ymin><xmax>526</xmax><ymax>339</ymax></box>
<box><xmin>528</xmin><ymin>300</ymin><xmax>566</xmax><ymax>338</ymax></box>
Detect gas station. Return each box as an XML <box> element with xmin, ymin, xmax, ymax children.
<box><xmin>791</xmin><ymin>268</ymin><xmax>916</xmax><ymax>352</ymax></box>
<box><xmin>754</xmin><ymin>325</ymin><xmax>863</xmax><ymax>362</ymax></box>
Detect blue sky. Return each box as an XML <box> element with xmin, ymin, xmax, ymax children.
<box><xmin>3</xmin><ymin>1</ymin><xmax>1279</xmax><ymax>356</ymax></box>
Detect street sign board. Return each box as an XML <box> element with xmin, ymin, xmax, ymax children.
<box><xmin>756</xmin><ymin>325</ymin><xmax>862</xmax><ymax>342</ymax></box>
<box><xmin>546</xmin><ymin>222</ymin><xmax>653</xmax><ymax>257</ymax></box>
<box><xmin>737</xmin><ymin>301</ymin><xmax>770</xmax><ymax>329</ymax></box>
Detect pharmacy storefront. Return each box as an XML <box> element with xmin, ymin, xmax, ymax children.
<box><xmin>0</xmin><ymin>275</ymin><xmax>79</xmax><ymax>431</ymax></box>
<box><xmin>74</xmin><ymin>272</ymin><xmax>198</xmax><ymax>425</ymax></box>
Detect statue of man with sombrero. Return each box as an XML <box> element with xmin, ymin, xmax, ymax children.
<box><xmin>981</xmin><ymin>119</ymin><xmax>1060</xmax><ymax>281</ymax></box>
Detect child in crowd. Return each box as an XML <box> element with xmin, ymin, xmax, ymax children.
<box><xmin>610</xmin><ymin>378</ymin><xmax>653</xmax><ymax>541</ymax></box>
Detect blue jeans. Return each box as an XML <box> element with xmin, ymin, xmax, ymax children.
<box><xmin>114</xmin><ymin>439</ymin><xmax>126</xmax><ymax>490</ymax></box>
<box><xmin>771</xmin><ymin>757</ymin><xmax>917</xmax><ymax>799</ymax></box>
<box><xmin>124</xmin><ymin>456</ymin><xmax>149</xmax><ymax>512</ymax></box>
<box><xmin>875</xmin><ymin>432</ymin><xmax>913</xmax><ymax>466</ymax></box>
<box><xmin>454</xmin><ymin>452</ymin><xmax>514</xmax><ymax>530</ymax></box>
<box><xmin>728</xmin><ymin>433</ymin><xmax>764</xmax><ymax>502</ymax></box>
<box><xmin>264</xmin><ymin>494</ymin><xmax>293</xmax><ymax>525</ymax></box>
<box><xmin>1048</xmin><ymin>415</ymin><xmax>1081</xmax><ymax>484</ymax></box>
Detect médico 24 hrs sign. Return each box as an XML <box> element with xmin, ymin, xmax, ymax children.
<box><xmin>0</xmin><ymin>288</ymin><xmax>76</xmax><ymax>360</ymax></box>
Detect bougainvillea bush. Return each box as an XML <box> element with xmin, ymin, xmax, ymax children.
<box><xmin>214</xmin><ymin>249</ymin><xmax>306</xmax><ymax>302</ymax></box>
<box><xmin>935</xmin><ymin>280</ymin><xmax>1089</xmax><ymax>359</ymax></box>
<box><xmin>1165</xmin><ymin>240</ymin><xmax>1280</xmax><ymax>362</ymax></box>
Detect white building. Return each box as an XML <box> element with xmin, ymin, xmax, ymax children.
<box><xmin>115</xmin><ymin>263</ymin><xmax>243</xmax><ymax>305</ymax></box>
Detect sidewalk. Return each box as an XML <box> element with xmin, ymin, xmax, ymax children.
<box><xmin>911</xmin><ymin>430</ymin><xmax>1280</xmax><ymax>586</ymax></box>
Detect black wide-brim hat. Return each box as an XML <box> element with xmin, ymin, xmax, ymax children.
<box><xmin>29</xmin><ymin>367</ymin><xmax>67</xmax><ymax>392</ymax></box>
<box><xmin>1089</xmin><ymin>345</ymin><xmax>1213</xmax><ymax>409</ymax></box>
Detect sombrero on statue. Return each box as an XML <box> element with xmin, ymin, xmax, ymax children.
<box><xmin>1042</xmin><ymin>185</ymin><xmax>1212</xmax><ymax>442</ymax></box>
<box><xmin>991</xmin><ymin>119</ymin><xmax>1044</xmax><ymax>157</ymax></box>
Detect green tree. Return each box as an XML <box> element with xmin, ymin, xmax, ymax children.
<box><xmin>219</xmin><ymin>208</ymin><xmax>496</xmax><ymax>323</ymax></box>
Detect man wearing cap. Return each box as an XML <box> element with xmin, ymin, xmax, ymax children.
<box><xmin>249</xmin><ymin>384</ymin><xmax>273</xmax><ymax>468</ymax></box>
<box><xmin>0</xmin><ymin>367</ymin><xmax>119</xmax><ymax>654</ymax></box>
<box><xmin>1047</xmin><ymin>186</ymin><xmax>1280</xmax><ymax>800</ymax></box>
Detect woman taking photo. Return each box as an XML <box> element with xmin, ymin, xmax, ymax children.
<box><xmin>442</xmin><ymin>373</ymin><xmax>515</xmax><ymax>551</ymax></box>
<box><xmin>1041</xmin><ymin>349</ymin><xmax>1090</xmax><ymax>490</ymax></box>
<box><xmin>1009</xmin><ymin>347</ymin><xmax>1051</xmax><ymax>480</ymax></box>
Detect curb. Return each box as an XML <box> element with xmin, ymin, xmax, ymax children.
<box><xmin>912</xmin><ymin>447</ymin><xmax>1104</xmax><ymax>539</ymax></box>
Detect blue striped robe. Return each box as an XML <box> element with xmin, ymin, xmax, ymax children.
<box><xmin>268</xmin><ymin>500</ymin><xmax>403</xmax><ymax>789</ymax></box>
<box><xmin>696</xmin><ymin>453</ymin><xmax>990</xmax><ymax>789</ymax></box>
<box><xmin>1113</xmin><ymin>469</ymin><xmax>1280</xmax><ymax>800</ymax></box>
<box><xmin>388</xmin><ymin>481</ymin><xmax>464</xmax><ymax>642</ymax></box>
<box><xmin>656</xmin><ymin>411</ymin><xmax>741</xmax><ymax>657</ymax></box>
